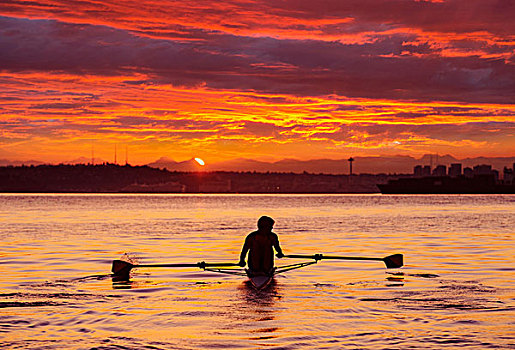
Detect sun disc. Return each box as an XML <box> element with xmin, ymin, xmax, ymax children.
<box><xmin>194</xmin><ymin>157</ymin><xmax>205</xmax><ymax>166</ymax></box>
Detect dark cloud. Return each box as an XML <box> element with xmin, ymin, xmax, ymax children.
<box><xmin>0</xmin><ymin>14</ymin><xmax>513</xmax><ymax>103</ymax></box>
<box><xmin>112</xmin><ymin>116</ymin><xmax>224</xmax><ymax>130</ymax></box>
<box><xmin>264</xmin><ymin>0</ymin><xmax>515</xmax><ymax>36</ymax></box>
<box><xmin>2</xmin><ymin>0</ymin><xmax>513</xmax><ymax>36</ymax></box>
<box><xmin>311</xmin><ymin>121</ymin><xmax>515</xmax><ymax>143</ymax></box>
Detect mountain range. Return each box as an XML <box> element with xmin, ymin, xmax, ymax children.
<box><xmin>2</xmin><ymin>154</ymin><xmax>514</xmax><ymax>174</ymax></box>
<box><xmin>147</xmin><ymin>155</ymin><xmax>515</xmax><ymax>174</ymax></box>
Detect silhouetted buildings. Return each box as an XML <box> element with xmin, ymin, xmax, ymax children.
<box><xmin>503</xmin><ymin>165</ymin><xmax>514</xmax><ymax>185</ymax></box>
<box><xmin>380</xmin><ymin>162</ymin><xmax>514</xmax><ymax>194</ymax></box>
<box><xmin>413</xmin><ymin>165</ymin><xmax>422</xmax><ymax>177</ymax></box>
<box><xmin>413</xmin><ymin>162</ymin><xmax>504</xmax><ymax>180</ymax></box>
<box><xmin>414</xmin><ymin>165</ymin><xmax>431</xmax><ymax>177</ymax></box>
<box><xmin>448</xmin><ymin>163</ymin><xmax>462</xmax><ymax>177</ymax></box>
<box><xmin>432</xmin><ymin>165</ymin><xmax>447</xmax><ymax>176</ymax></box>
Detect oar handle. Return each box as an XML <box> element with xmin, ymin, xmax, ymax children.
<box><xmin>285</xmin><ymin>254</ymin><xmax>324</xmax><ymax>260</ymax></box>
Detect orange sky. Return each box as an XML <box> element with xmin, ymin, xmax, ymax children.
<box><xmin>0</xmin><ymin>0</ymin><xmax>514</xmax><ymax>165</ymax></box>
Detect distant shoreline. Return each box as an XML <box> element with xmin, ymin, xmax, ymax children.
<box><xmin>0</xmin><ymin>163</ymin><xmax>396</xmax><ymax>194</ymax></box>
<box><xmin>4</xmin><ymin>163</ymin><xmax>514</xmax><ymax>194</ymax></box>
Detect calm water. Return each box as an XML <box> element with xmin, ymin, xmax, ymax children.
<box><xmin>0</xmin><ymin>194</ymin><xmax>514</xmax><ymax>349</ymax></box>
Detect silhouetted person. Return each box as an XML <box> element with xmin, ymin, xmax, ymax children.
<box><xmin>239</xmin><ymin>216</ymin><xmax>284</xmax><ymax>275</ymax></box>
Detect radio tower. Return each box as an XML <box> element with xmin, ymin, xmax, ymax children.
<box><xmin>125</xmin><ymin>146</ymin><xmax>128</xmax><ymax>166</ymax></box>
<box><xmin>114</xmin><ymin>144</ymin><xmax>117</xmax><ymax>165</ymax></box>
<box><xmin>348</xmin><ymin>157</ymin><xmax>354</xmax><ymax>175</ymax></box>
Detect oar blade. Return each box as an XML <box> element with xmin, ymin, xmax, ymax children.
<box><xmin>383</xmin><ymin>254</ymin><xmax>403</xmax><ymax>268</ymax></box>
<box><xmin>112</xmin><ymin>260</ymin><xmax>134</xmax><ymax>276</ymax></box>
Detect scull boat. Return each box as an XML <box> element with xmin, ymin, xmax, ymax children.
<box><xmin>246</xmin><ymin>270</ymin><xmax>274</xmax><ymax>290</ymax></box>
<box><xmin>111</xmin><ymin>253</ymin><xmax>403</xmax><ymax>290</ymax></box>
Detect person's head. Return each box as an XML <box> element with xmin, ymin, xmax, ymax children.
<box><xmin>257</xmin><ymin>216</ymin><xmax>275</xmax><ymax>231</ymax></box>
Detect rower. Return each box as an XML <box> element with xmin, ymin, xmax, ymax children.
<box><xmin>238</xmin><ymin>216</ymin><xmax>284</xmax><ymax>275</ymax></box>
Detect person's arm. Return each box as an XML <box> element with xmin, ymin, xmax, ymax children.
<box><xmin>273</xmin><ymin>233</ymin><xmax>284</xmax><ymax>258</ymax></box>
<box><xmin>239</xmin><ymin>237</ymin><xmax>249</xmax><ymax>266</ymax></box>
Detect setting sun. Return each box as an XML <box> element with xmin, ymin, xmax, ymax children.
<box><xmin>194</xmin><ymin>158</ymin><xmax>205</xmax><ymax>166</ymax></box>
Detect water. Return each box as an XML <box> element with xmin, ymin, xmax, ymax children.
<box><xmin>0</xmin><ymin>194</ymin><xmax>513</xmax><ymax>349</ymax></box>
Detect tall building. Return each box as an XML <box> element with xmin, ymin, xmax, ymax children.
<box><xmin>414</xmin><ymin>165</ymin><xmax>433</xmax><ymax>177</ymax></box>
<box><xmin>432</xmin><ymin>165</ymin><xmax>446</xmax><ymax>176</ymax></box>
<box><xmin>504</xmin><ymin>167</ymin><xmax>514</xmax><ymax>185</ymax></box>
<box><xmin>473</xmin><ymin>164</ymin><xmax>492</xmax><ymax>175</ymax></box>
<box><xmin>449</xmin><ymin>163</ymin><xmax>462</xmax><ymax>177</ymax></box>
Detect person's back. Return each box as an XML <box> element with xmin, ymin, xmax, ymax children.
<box><xmin>239</xmin><ymin>216</ymin><xmax>283</xmax><ymax>274</ymax></box>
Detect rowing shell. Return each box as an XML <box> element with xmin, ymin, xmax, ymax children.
<box><xmin>246</xmin><ymin>269</ymin><xmax>274</xmax><ymax>290</ymax></box>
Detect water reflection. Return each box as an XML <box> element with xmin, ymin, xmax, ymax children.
<box><xmin>239</xmin><ymin>279</ymin><xmax>280</xmax><ymax>308</ymax></box>
<box><xmin>235</xmin><ymin>280</ymin><xmax>283</xmax><ymax>340</ymax></box>
<box><xmin>386</xmin><ymin>275</ymin><xmax>405</xmax><ymax>286</ymax></box>
<box><xmin>112</xmin><ymin>279</ymin><xmax>138</xmax><ymax>289</ymax></box>
<box><xmin>1</xmin><ymin>194</ymin><xmax>513</xmax><ymax>349</ymax></box>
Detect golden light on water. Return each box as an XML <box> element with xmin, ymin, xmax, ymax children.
<box><xmin>0</xmin><ymin>194</ymin><xmax>514</xmax><ymax>348</ymax></box>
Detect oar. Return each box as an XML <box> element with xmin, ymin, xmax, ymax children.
<box><xmin>284</xmin><ymin>253</ymin><xmax>403</xmax><ymax>269</ymax></box>
<box><xmin>112</xmin><ymin>260</ymin><xmax>240</xmax><ymax>278</ymax></box>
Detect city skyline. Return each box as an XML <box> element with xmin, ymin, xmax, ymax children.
<box><xmin>3</xmin><ymin>153</ymin><xmax>514</xmax><ymax>176</ymax></box>
<box><xmin>1</xmin><ymin>1</ymin><xmax>514</xmax><ymax>165</ymax></box>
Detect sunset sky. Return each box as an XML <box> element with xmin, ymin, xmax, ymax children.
<box><xmin>1</xmin><ymin>0</ymin><xmax>514</xmax><ymax>165</ymax></box>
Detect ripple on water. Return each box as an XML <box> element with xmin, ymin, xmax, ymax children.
<box><xmin>0</xmin><ymin>194</ymin><xmax>514</xmax><ymax>349</ymax></box>
<box><xmin>361</xmin><ymin>280</ymin><xmax>506</xmax><ymax>311</ymax></box>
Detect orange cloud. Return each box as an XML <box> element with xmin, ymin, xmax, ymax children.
<box><xmin>0</xmin><ymin>1</ymin><xmax>513</xmax><ymax>163</ymax></box>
